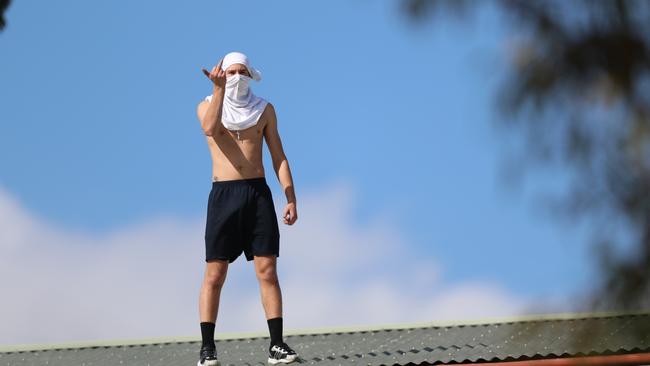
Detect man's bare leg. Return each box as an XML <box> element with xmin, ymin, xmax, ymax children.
<box><xmin>199</xmin><ymin>259</ymin><xmax>229</xmax><ymax>323</ymax></box>
<box><xmin>255</xmin><ymin>254</ymin><xmax>298</xmax><ymax>362</ymax></box>
<box><xmin>254</xmin><ymin>254</ymin><xmax>282</xmax><ymax>319</ymax></box>
<box><xmin>198</xmin><ymin>258</ymin><xmax>228</xmax><ymax>364</ymax></box>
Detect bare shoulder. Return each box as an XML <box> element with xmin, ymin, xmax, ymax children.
<box><xmin>197</xmin><ymin>99</ymin><xmax>209</xmax><ymax>121</ymax></box>
<box><xmin>265</xmin><ymin>101</ymin><xmax>276</xmax><ymax>117</ymax></box>
<box><xmin>262</xmin><ymin>101</ymin><xmax>286</xmax><ymax>161</ymax></box>
<box><xmin>263</xmin><ymin>102</ymin><xmax>277</xmax><ymax>126</ymax></box>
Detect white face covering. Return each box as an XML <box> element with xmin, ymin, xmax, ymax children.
<box><xmin>225</xmin><ymin>73</ymin><xmax>252</xmax><ymax>103</ymax></box>
<box><xmin>204</xmin><ymin>51</ymin><xmax>268</xmax><ymax>133</ymax></box>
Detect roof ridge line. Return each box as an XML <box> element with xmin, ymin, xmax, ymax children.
<box><xmin>2</xmin><ymin>308</ymin><xmax>649</xmax><ymax>353</ymax></box>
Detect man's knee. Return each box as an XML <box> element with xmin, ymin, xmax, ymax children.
<box><xmin>204</xmin><ymin>259</ymin><xmax>229</xmax><ymax>288</ymax></box>
<box><xmin>255</xmin><ymin>259</ymin><xmax>278</xmax><ymax>283</ymax></box>
<box><xmin>256</xmin><ymin>270</ymin><xmax>278</xmax><ymax>284</ymax></box>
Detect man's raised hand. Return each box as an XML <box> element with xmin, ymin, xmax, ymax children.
<box><xmin>201</xmin><ymin>58</ymin><xmax>226</xmax><ymax>90</ymax></box>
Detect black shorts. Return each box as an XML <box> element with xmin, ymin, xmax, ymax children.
<box><xmin>204</xmin><ymin>177</ymin><xmax>280</xmax><ymax>263</ymax></box>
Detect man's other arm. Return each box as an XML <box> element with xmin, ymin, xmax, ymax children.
<box><xmin>264</xmin><ymin>103</ymin><xmax>297</xmax><ymax>207</ymax></box>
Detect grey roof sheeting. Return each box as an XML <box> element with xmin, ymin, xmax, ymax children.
<box><xmin>1</xmin><ymin>309</ymin><xmax>650</xmax><ymax>366</ymax></box>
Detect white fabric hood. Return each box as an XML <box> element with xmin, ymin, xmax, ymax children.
<box><xmin>205</xmin><ymin>51</ymin><xmax>268</xmax><ymax>131</ymax></box>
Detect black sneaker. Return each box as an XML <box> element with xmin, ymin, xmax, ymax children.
<box><xmin>268</xmin><ymin>341</ymin><xmax>298</xmax><ymax>364</ymax></box>
<box><xmin>197</xmin><ymin>345</ymin><xmax>221</xmax><ymax>366</ymax></box>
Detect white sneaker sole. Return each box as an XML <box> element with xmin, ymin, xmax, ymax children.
<box><xmin>267</xmin><ymin>354</ymin><xmax>297</xmax><ymax>364</ymax></box>
<box><xmin>197</xmin><ymin>359</ymin><xmax>220</xmax><ymax>366</ymax></box>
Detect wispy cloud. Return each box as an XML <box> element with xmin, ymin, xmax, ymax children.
<box><xmin>0</xmin><ymin>180</ymin><xmax>542</xmax><ymax>346</ymax></box>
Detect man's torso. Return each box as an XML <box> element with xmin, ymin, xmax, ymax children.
<box><xmin>205</xmin><ymin>103</ymin><xmax>271</xmax><ymax>182</ymax></box>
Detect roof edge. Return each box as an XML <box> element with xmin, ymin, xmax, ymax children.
<box><xmin>2</xmin><ymin>308</ymin><xmax>649</xmax><ymax>353</ymax></box>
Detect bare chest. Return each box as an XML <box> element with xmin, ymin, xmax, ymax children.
<box><xmin>205</xmin><ymin>112</ymin><xmax>268</xmax><ymax>154</ymax></box>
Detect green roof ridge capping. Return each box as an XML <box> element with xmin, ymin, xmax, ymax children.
<box><xmin>1</xmin><ymin>308</ymin><xmax>649</xmax><ymax>353</ymax></box>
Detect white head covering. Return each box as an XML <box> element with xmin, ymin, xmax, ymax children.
<box><xmin>222</xmin><ymin>51</ymin><xmax>262</xmax><ymax>81</ymax></box>
<box><xmin>205</xmin><ymin>51</ymin><xmax>268</xmax><ymax>131</ymax></box>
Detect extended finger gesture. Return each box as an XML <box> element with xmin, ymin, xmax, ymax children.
<box><xmin>201</xmin><ymin>58</ymin><xmax>226</xmax><ymax>89</ymax></box>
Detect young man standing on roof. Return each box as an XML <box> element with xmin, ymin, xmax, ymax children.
<box><xmin>196</xmin><ymin>51</ymin><xmax>299</xmax><ymax>366</ymax></box>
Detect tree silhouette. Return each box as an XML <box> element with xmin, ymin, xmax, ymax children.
<box><xmin>0</xmin><ymin>0</ymin><xmax>10</xmax><ymax>31</ymax></box>
<box><xmin>401</xmin><ymin>0</ymin><xmax>650</xmax><ymax>340</ymax></box>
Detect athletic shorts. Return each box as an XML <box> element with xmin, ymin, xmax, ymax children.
<box><xmin>204</xmin><ymin>176</ymin><xmax>280</xmax><ymax>263</ymax></box>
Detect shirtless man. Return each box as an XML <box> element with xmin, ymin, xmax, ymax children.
<box><xmin>195</xmin><ymin>51</ymin><xmax>298</xmax><ymax>366</ymax></box>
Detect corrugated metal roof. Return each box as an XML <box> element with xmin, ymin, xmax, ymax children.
<box><xmin>1</xmin><ymin>309</ymin><xmax>649</xmax><ymax>366</ymax></box>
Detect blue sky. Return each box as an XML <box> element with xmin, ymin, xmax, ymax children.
<box><xmin>0</xmin><ymin>0</ymin><xmax>604</xmax><ymax>345</ymax></box>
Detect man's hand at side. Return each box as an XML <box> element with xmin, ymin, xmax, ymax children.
<box><xmin>282</xmin><ymin>202</ymin><xmax>297</xmax><ymax>225</ymax></box>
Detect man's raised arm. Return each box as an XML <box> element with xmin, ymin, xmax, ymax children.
<box><xmin>197</xmin><ymin>58</ymin><xmax>227</xmax><ymax>136</ymax></box>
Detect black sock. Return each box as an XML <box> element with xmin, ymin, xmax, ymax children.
<box><xmin>267</xmin><ymin>317</ymin><xmax>283</xmax><ymax>346</ymax></box>
<box><xmin>200</xmin><ymin>322</ymin><xmax>216</xmax><ymax>349</ymax></box>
